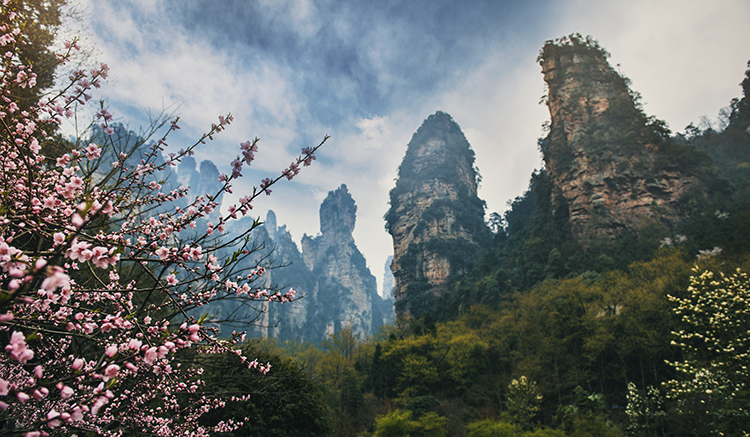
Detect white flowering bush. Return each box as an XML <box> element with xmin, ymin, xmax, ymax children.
<box><xmin>625</xmin><ymin>382</ymin><xmax>665</xmax><ymax>437</ymax></box>
<box><xmin>663</xmin><ymin>267</ymin><xmax>750</xmax><ymax>435</ymax></box>
<box><xmin>506</xmin><ymin>375</ymin><xmax>542</xmax><ymax>430</ymax></box>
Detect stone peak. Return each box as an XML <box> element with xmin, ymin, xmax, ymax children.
<box><xmin>265</xmin><ymin>210</ymin><xmax>277</xmax><ymax>232</ymax></box>
<box><xmin>320</xmin><ymin>184</ymin><xmax>356</xmax><ymax>235</ymax></box>
<box><xmin>396</xmin><ymin>111</ymin><xmax>476</xmax><ymax>189</ymax></box>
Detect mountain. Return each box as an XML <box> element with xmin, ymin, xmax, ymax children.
<box><xmin>214</xmin><ymin>185</ymin><xmax>391</xmax><ymax>344</ymax></box>
<box><xmin>300</xmin><ymin>184</ymin><xmax>388</xmax><ymax>342</ymax></box>
<box><xmin>88</xmin><ymin>129</ymin><xmax>395</xmax><ymax>343</ymax></box>
<box><xmin>385</xmin><ymin>111</ymin><xmax>490</xmax><ymax>319</ymax></box>
<box><xmin>538</xmin><ymin>34</ymin><xmax>709</xmax><ymax>243</ymax></box>
<box><xmin>382</xmin><ymin>255</ymin><xmax>395</xmax><ymax>299</ymax></box>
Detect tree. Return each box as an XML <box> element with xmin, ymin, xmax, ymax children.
<box><xmin>199</xmin><ymin>344</ymin><xmax>334</xmax><ymax>437</ymax></box>
<box><xmin>663</xmin><ymin>267</ymin><xmax>750</xmax><ymax>435</ymax></box>
<box><xmin>506</xmin><ymin>376</ymin><xmax>542</xmax><ymax>430</ymax></box>
<box><xmin>373</xmin><ymin>410</ymin><xmax>447</xmax><ymax>437</ymax></box>
<box><xmin>0</xmin><ymin>8</ymin><xmax>326</xmax><ymax>436</ymax></box>
<box><xmin>1</xmin><ymin>0</ymin><xmax>74</xmax><ymax>162</ymax></box>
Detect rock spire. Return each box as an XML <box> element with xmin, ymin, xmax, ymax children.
<box><xmin>538</xmin><ymin>34</ymin><xmax>701</xmax><ymax>241</ymax></box>
<box><xmin>386</xmin><ymin>111</ymin><xmax>489</xmax><ymax>319</ymax></box>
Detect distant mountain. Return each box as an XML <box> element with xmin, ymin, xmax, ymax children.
<box><xmin>209</xmin><ymin>185</ymin><xmax>392</xmax><ymax>344</ymax></box>
<box><xmin>382</xmin><ymin>255</ymin><xmax>395</xmax><ymax>299</ymax></box>
<box><xmin>300</xmin><ymin>184</ymin><xmax>392</xmax><ymax>342</ymax></box>
<box><xmin>91</xmin><ymin>125</ymin><xmax>393</xmax><ymax>343</ymax></box>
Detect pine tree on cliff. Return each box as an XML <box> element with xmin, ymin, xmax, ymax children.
<box><xmin>386</xmin><ymin>111</ymin><xmax>490</xmax><ymax>320</ymax></box>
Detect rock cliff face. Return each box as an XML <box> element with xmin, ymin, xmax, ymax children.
<box><xmin>177</xmin><ymin>157</ymin><xmax>223</xmax><ymax>223</ymax></box>
<box><xmin>386</xmin><ymin>112</ymin><xmax>489</xmax><ymax>319</ymax></box>
<box><xmin>301</xmin><ymin>184</ymin><xmax>386</xmax><ymax>341</ymax></box>
<box><xmin>538</xmin><ymin>35</ymin><xmax>698</xmax><ymax>241</ymax></box>
<box><xmin>210</xmin><ymin>186</ymin><xmax>390</xmax><ymax>344</ymax></box>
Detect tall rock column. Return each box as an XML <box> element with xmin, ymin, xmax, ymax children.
<box><xmin>301</xmin><ymin>184</ymin><xmax>381</xmax><ymax>342</ymax></box>
<box><xmin>386</xmin><ymin>111</ymin><xmax>489</xmax><ymax>319</ymax></box>
<box><xmin>539</xmin><ymin>34</ymin><xmax>701</xmax><ymax>241</ymax></box>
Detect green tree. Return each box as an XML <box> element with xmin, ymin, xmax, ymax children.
<box><xmin>374</xmin><ymin>410</ymin><xmax>447</xmax><ymax>437</ymax></box>
<box><xmin>199</xmin><ymin>343</ymin><xmax>334</xmax><ymax>437</ymax></box>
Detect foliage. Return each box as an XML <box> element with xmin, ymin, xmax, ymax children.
<box><xmin>198</xmin><ymin>344</ymin><xmax>334</xmax><ymax>437</ymax></box>
<box><xmin>465</xmin><ymin>419</ymin><xmax>516</xmax><ymax>437</ymax></box>
<box><xmin>373</xmin><ymin>410</ymin><xmax>447</xmax><ymax>437</ymax></box>
<box><xmin>663</xmin><ymin>267</ymin><xmax>750</xmax><ymax>435</ymax></box>
<box><xmin>506</xmin><ymin>376</ymin><xmax>542</xmax><ymax>430</ymax></box>
<box><xmin>537</xmin><ymin>33</ymin><xmax>610</xmax><ymax>64</ymax></box>
<box><xmin>0</xmin><ymin>6</ymin><xmax>326</xmax><ymax>435</ymax></box>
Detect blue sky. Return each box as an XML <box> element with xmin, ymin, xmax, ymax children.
<box><xmin>66</xmin><ymin>0</ymin><xmax>750</xmax><ymax>295</ymax></box>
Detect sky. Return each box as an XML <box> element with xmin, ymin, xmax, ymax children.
<box><xmin>64</xmin><ymin>0</ymin><xmax>750</xmax><ymax>296</ymax></box>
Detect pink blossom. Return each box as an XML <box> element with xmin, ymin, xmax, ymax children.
<box><xmin>53</xmin><ymin>232</ymin><xmax>65</xmax><ymax>245</ymax></box>
<box><xmin>5</xmin><ymin>331</ymin><xmax>34</xmax><ymax>363</ymax></box>
<box><xmin>66</xmin><ymin>239</ymin><xmax>92</xmax><ymax>262</ymax></box>
<box><xmin>46</xmin><ymin>410</ymin><xmax>61</xmax><ymax>428</ymax></box>
<box><xmin>189</xmin><ymin>245</ymin><xmax>203</xmax><ymax>261</ymax></box>
<box><xmin>91</xmin><ymin>395</ymin><xmax>109</xmax><ymax>415</ymax></box>
<box><xmin>29</xmin><ymin>137</ymin><xmax>41</xmax><ymax>154</ymax></box>
<box><xmin>166</xmin><ymin>274</ymin><xmax>178</xmax><ymax>286</ymax></box>
<box><xmin>71</xmin><ymin>358</ymin><xmax>85</xmax><ymax>371</ymax></box>
<box><xmin>155</xmin><ymin>246</ymin><xmax>170</xmax><ymax>260</ymax></box>
<box><xmin>103</xmin><ymin>363</ymin><xmax>120</xmax><ymax>380</ymax></box>
<box><xmin>40</xmin><ymin>266</ymin><xmax>70</xmax><ymax>292</ymax></box>
<box><xmin>128</xmin><ymin>339</ymin><xmax>142</xmax><ymax>350</ymax></box>
<box><xmin>105</xmin><ymin>345</ymin><xmax>117</xmax><ymax>357</ymax></box>
<box><xmin>144</xmin><ymin>346</ymin><xmax>158</xmax><ymax>365</ymax></box>
<box><xmin>60</xmin><ymin>385</ymin><xmax>74</xmax><ymax>399</ymax></box>
<box><xmin>71</xmin><ymin>213</ymin><xmax>84</xmax><ymax>228</ymax></box>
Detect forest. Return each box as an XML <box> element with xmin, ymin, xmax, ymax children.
<box><xmin>2</xmin><ymin>1</ymin><xmax>750</xmax><ymax>436</ymax></box>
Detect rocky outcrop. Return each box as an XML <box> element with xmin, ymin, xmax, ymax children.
<box><xmin>210</xmin><ymin>187</ymin><xmax>390</xmax><ymax>344</ymax></box>
<box><xmin>386</xmin><ymin>112</ymin><xmax>490</xmax><ymax>319</ymax></box>
<box><xmin>301</xmin><ymin>184</ymin><xmax>383</xmax><ymax>341</ymax></box>
<box><xmin>538</xmin><ymin>34</ymin><xmax>700</xmax><ymax>241</ymax></box>
<box><xmin>177</xmin><ymin>157</ymin><xmax>223</xmax><ymax>223</ymax></box>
